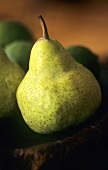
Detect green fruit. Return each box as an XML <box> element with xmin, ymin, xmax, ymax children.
<box><xmin>0</xmin><ymin>20</ymin><xmax>33</xmax><ymax>47</ymax></box>
<box><xmin>66</xmin><ymin>45</ymin><xmax>101</xmax><ymax>80</ymax></box>
<box><xmin>0</xmin><ymin>47</ymin><xmax>24</xmax><ymax>118</ymax></box>
<box><xmin>16</xmin><ymin>15</ymin><xmax>101</xmax><ymax>134</ymax></box>
<box><xmin>4</xmin><ymin>40</ymin><xmax>33</xmax><ymax>72</ymax></box>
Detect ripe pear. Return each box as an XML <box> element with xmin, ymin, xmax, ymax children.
<box><xmin>16</xmin><ymin>16</ymin><xmax>101</xmax><ymax>134</ymax></box>
<box><xmin>0</xmin><ymin>47</ymin><xmax>24</xmax><ymax>118</ymax></box>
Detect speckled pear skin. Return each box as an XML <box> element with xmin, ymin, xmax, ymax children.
<box><xmin>0</xmin><ymin>47</ymin><xmax>25</xmax><ymax>118</ymax></box>
<box><xmin>16</xmin><ymin>38</ymin><xmax>101</xmax><ymax>134</ymax></box>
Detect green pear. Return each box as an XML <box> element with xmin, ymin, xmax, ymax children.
<box><xmin>0</xmin><ymin>20</ymin><xmax>33</xmax><ymax>47</ymax></box>
<box><xmin>66</xmin><ymin>45</ymin><xmax>101</xmax><ymax>81</ymax></box>
<box><xmin>4</xmin><ymin>40</ymin><xmax>33</xmax><ymax>72</ymax></box>
<box><xmin>0</xmin><ymin>47</ymin><xmax>24</xmax><ymax>118</ymax></box>
<box><xmin>16</xmin><ymin>16</ymin><xmax>101</xmax><ymax>134</ymax></box>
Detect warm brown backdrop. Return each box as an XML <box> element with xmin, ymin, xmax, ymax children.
<box><xmin>0</xmin><ymin>0</ymin><xmax>108</xmax><ymax>59</ymax></box>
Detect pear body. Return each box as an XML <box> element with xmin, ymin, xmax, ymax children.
<box><xmin>17</xmin><ymin>38</ymin><xmax>101</xmax><ymax>134</ymax></box>
<box><xmin>0</xmin><ymin>47</ymin><xmax>24</xmax><ymax>118</ymax></box>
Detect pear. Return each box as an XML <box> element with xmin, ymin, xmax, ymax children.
<box><xmin>0</xmin><ymin>47</ymin><xmax>24</xmax><ymax>118</ymax></box>
<box><xmin>4</xmin><ymin>40</ymin><xmax>33</xmax><ymax>72</ymax></box>
<box><xmin>0</xmin><ymin>20</ymin><xmax>33</xmax><ymax>47</ymax></box>
<box><xmin>16</xmin><ymin>16</ymin><xmax>101</xmax><ymax>134</ymax></box>
<box><xmin>66</xmin><ymin>45</ymin><xmax>101</xmax><ymax>81</ymax></box>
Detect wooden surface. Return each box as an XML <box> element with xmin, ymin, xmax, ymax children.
<box><xmin>0</xmin><ymin>0</ymin><xmax>108</xmax><ymax>59</ymax></box>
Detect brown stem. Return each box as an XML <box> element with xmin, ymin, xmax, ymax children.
<box><xmin>38</xmin><ymin>15</ymin><xmax>49</xmax><ymax>40</ymax></box>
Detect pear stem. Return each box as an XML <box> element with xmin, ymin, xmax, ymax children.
<box><xmin>38</xmin><ymin>15</ymin><xmax>49</xmax><ymax>40</ymax></box>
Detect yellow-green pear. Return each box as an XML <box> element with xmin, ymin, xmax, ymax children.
<box><xmin>0</xmin><ymin>47</ymin><xmax>24</xmax><ymax>118</ymax></box>
<box><xmin>16</xmin><ymin>16</ymin><xmax>101</xmax><ymax>134</ymax></box>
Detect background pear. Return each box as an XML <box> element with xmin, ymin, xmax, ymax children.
<box><xmin>4</xmin><ymin>40</ymin><xmax>33</xmax><ymax>72</ymax></box>
<box><xmin>0</xmin><ymin>47</ymin><xmax>24</xmax><ymax>118</ymax></box>
<box><xmin>0</xmin><ymin>20</ymin><xmax>33</xmax><ymax>47</ymax></box>
<box><xmin>16</xmin><ymin>16</ymin><xmax>101</xmax><ymax>134</ymax></box>
<box><xmin>66</xmin><ymin>45</ymin><xmax>101</xmax><ymax>81</ymax></box>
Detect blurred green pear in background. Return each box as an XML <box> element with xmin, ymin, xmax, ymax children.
<box><xmin>66</xmin><ymin>45</ymin><xmax>101</xmax><ymax>80</ymax></box>
<box><xmin>0</xmin><ymin>21</ymin><xmax>34</xmax><ymax>47</ymax></box>
<box><xmin>5</xmin><ymin>40</ymin><xmax>33</xmax><ymax>72</ymax></box>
